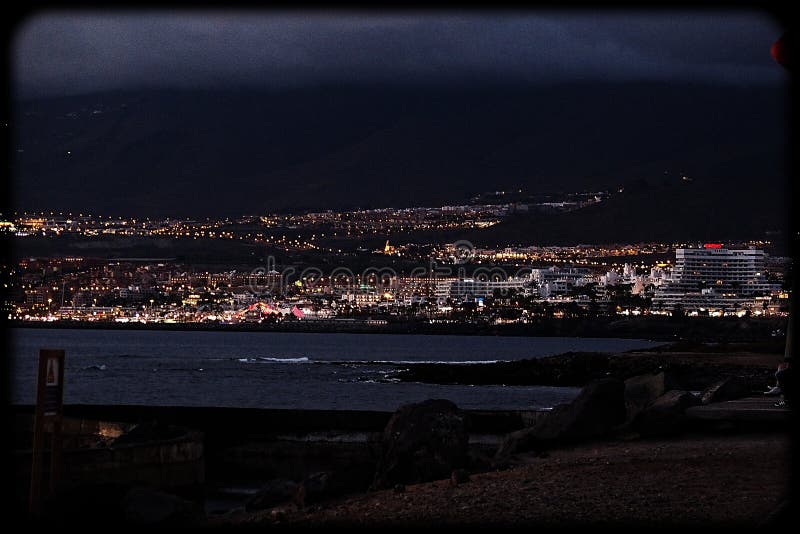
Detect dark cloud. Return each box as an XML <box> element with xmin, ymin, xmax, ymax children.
<box><xmin>11</xmin><ymin>9</ymin><xmax>787</xmax><ymax>98</ymax></box>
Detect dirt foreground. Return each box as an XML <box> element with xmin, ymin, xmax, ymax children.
<box><xmin>216</xmin><ymin>429</ymin><xmax>793</xmax><ymax>529</ymax></box>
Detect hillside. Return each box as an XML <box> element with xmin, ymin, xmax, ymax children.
<box><xmin>11</xmin><ymin>83</ymin><xmax>789</xmax><ymax>244</ymax></box>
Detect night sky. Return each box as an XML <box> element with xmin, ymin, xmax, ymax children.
<box><xmin>12</xmin><ymin>9</ymin><xmax>787</xmax><ymax>98</ymax></box>
<box><xmin>5</xmin><ymin>9</ymin><xmax>792</xmax><ymax>225</ymax></box>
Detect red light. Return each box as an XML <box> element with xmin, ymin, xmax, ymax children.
<box><xmin>704</xmin><ymin>243</ymin><xmax>723</xmax><ymax>249</ymax></box>
<box><xmin>771</xmin><ymin>33</ymin><xmax>790</xmax><ymax>71</ymax></box>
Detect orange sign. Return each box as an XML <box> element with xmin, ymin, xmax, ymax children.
<box><xmin>46</xmin><ymin>358</ymin><xmax>58</xmax><ymax>386</ymax></box>
<box><xmin>37</xmin><ymin>350</ymin><xmax>64</xmax><ymax>417</ymax></box>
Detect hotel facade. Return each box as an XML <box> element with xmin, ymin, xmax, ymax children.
<box><xmin>652</xmin><ymin>245</ymin><xmax>780</xmax><ymax>314</ymax></box>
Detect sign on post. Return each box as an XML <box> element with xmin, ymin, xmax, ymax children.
<box><xmin>29</xmin><ymin>349</ymin><xmax>65</xmax><ymax>514</ymax></box>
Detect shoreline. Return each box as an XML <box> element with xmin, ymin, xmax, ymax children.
<box><xmin>12</xmin><ymin>345</ymin><xmax>792</xmax><ymax>527</ymax></box>
<box><xmin>6</xmin><ymin>315</ymin><xmax>790</xmax><ymax>343</ymax></box>
<box><xmin>395</xmin><ymin>344</ymin><xmax>785</xmax><ymax>389</ymax></box>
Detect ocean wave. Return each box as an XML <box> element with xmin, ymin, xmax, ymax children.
<box><xmin>260</xmin><ymin>356</ymin><xmax>309</xmax><ymax>363</ymax></box>
<box><xmin>338</xmin><ymin>375</ymin><xmax>413</xmax><ymax>384</ymax></box>
<box><xmin>82</xmin><ymin>364</ymin><xmax>107</xmax><ymax>371</ymax></box>
<box><xmin>325</xmin><ymin>359</ymin><xmax>507</xmax><ymax>366</ymax></box>
<box><xmin>233</xmin><ymin>357</ymin><xmax>503</xmax><ymax>365</ymax></box>
<box><xmin>236</xmin><ymin>356</ymin><xmax>310</xmax><ymax>364</ymax></box>
<box><xmin>337</xmin><ymin>377</ymin><xmax>385</xmax><ymax>384</ymax></box>
<box><xmin>150</xmin><ymin>367</ymin><xmax>209</xmax><ymax>372</ymax></box>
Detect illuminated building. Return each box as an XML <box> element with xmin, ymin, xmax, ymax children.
<box><xmin>436</xmin><ymin>277</ymin><xmax>529</xmax><ymax>303</ymax></box>
<box><xmin>652</xmin><ymin>245</ymin><xmax>779</xmax><ymax>313</ymax></box>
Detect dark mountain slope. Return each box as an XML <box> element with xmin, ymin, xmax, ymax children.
<box><xmin>11</xmin><ymin>83</ymin><xmax>788</xmax><ymax>245</ymax></box>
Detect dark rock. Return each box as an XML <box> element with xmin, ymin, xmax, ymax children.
<box><xmin>270</xmin><ymin>508</ymin><xmax>288</xmax><ymax>522</ymax></box>
<box><xmin>450</xmin><ymin>468</ymin><xmax>470</xmax><ymax>486</ymax></box>
<box><xmin>633</xmin><ymin>390</ymin><xmax>702</xmax><ymax>437</ymax></box>
<box><xmin>466</xmin><ymin>448</ymin><xmax>494</xmax><ymax>472</ymax></box>
<box><xmin>525</xmin><ymin>377</ymin><xmax>627</xmax><ymax>442</ymax></box>
<box><xmin>701</xmin><ymin>376</ymin><xmax>752</xmax><ymax>404</ymax></box>
<box><xmin>490</xmin><ymin>456</ymin><xmax>512</xmax><ymax>470</ymax></box>
<box><xmin>624</xmin><ymin>372</ymin><xmax>667</xmax><ymax>421</ymax></box>
<box><xmin>293</xmin><ymin>471</ymin><xmax>353</xmax><ymax>507</ymax></box>
<box><xmin>121</xmin><ymin>486</ymin><xmax>205</xmax><ymax>526</ymax></box>
<box><xmin>495</xmin><ymin>426</ymin><xmax>541</xmax><ymax>460</ymax></box>
<box><xmin>398</xmin><ymin>351</ymin><xmax>612</xmax><ymax>386</ymax></box>
<box><xmin>371</xmin><ymin>399</ymin><xmax>469</xmax><ymax>490</ymax></box>
<box><xmin>495</xmin><ymin>378</ymin><xmax>626</xmax><ymax>458</ymax></box>
<box><xmin>244</xmin><ymin>478</ymin><xmax>298</xmax><ymax>512</ymax></box>
<box><xmin>112</xmin><ymin>421</ymin><xmax>186</xmax><ymax>445</ymax></box>
<box><xmin>219</xmin><ymin>506</ymin><xmax>247</xmax><ymax>521</ymax></box>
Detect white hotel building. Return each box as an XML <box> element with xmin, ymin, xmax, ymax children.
<box><xmin>435</xmin><ymin>277</ymin><xmax>530</xmax><ymax>303</ymax></box>
<box><xmin>652</xmin><ymin>245</ymin><xmax>780</xmax><ymax>313</ymax></box>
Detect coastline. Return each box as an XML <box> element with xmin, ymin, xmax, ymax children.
<box><xmin>7</xmin><ymin>315</ymin><xmax>789</xmax><ymax>343</ymax></box>
<box><xmin>11</xmin><ymin>343</ymin><xmax>792</xmax><ymax>528</ymax></box>
<box><xmin>395</xmin><ymin>342</ymin><xmax>785</xmax><ymax>389</ymax></box>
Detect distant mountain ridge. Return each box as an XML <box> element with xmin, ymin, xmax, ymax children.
<box><xmin>10</xmin><ymin>83</ymin><xmax>789</xmax><ymax>243</ymax></box>
<box><xmin>467</xmin><ymin>174</ymin><xmax>789</xmax><ymax>247</ymax></box>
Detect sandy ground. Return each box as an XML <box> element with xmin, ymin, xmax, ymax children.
<box><xmin>215</xmin><ymin>430</ymin><xmax>793</xmax><ymax>528</ymax></box>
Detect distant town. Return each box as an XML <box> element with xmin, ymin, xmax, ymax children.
<box><xmin>1</xmin><ymin>195</ymin><xmax>791</xmax><ymax>327</ymax></box>
<box><xmin>2</xmin><ymin>189</ymin><xmax>609</xmax><ymax>246</ymax></box>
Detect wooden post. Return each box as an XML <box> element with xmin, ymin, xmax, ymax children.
<box><xmin>28</xmin><ymin>405</ymin><xmax>45</xmax><ymax>514</ymax></box>
<box><xmin>29</xmin><ymin>349</ymin><xmax>65</xmax><ymax>515</ymax></box>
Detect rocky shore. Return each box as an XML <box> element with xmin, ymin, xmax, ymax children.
<box><xmin>260</xmin><ymin>431</ymin><xmax>791</xmax><ymax>528</ymax></box>
<box><xmin>17</xmin><ymin>342</ymin><xmax>793</xmax><ymax>528</ymax></box>
<box><xmin>397</xmin><ymin>340</ymin><xmax>786</xmax><ymax>391</ymax></box>
<box><xmin>207</xmin><ymin>342</ymin><xmax>792</xmax><ymax>528</ymax></box>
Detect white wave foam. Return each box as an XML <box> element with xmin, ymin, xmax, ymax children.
<box><xmin>237</xmin><ymin>356</ymin><xmax>310</xmax><ymax>363</ymax></box>
<box><xmin>236</xmin><ymin>357</ymin><xmax>501</xmax><ymax>365</ymax></box>
<box><xmin>259</xmin><ymin>356</ymin><xmax>310</xmax><ymax>363</ymax></box>
<box><xmin>327</xmin><ymin>359</ymin><xmax>506</xmax><ymax>365</ymax></box>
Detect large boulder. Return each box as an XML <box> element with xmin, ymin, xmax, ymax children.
<box><xmin>701</xmin><ymin>376</ymin><xmax>752</xmax><ymax>404</ymax></box>
<box><xmin>494</xmin><ymin>426</ymin><xmax>540</xmax><ymax>461</ymax></box>
<box><xmin>632</xmin><ymin>390</ymin><xmax>702</xmax><ymax>437</ymax></box>
<box><xmin>495</xmin><ymin>378</ymin><xmax>626</xmax><ymax>458</ymax></box>
<box><xmin>371</xmin><ymin>399</ymin><xmax>469</xmax><ymax>490</ymax></box>
<box><xmin>293</xmin><ymin>471</ymin><xmax>355</xmax><ymax>507</ymax></box>
<box><xmin>624</xmin><ymin>372</ymin><xmax>667</xmax><ymax>422</ymax></box>
<box><xmin>245</xmin><ymin>479</ymin><xmax>298</xmax><ymax>512</ymax></box>
<box><xmin>112</xmin><ymin>421</ymin><xmax>187</xmax><ymax>445</ymax></box>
